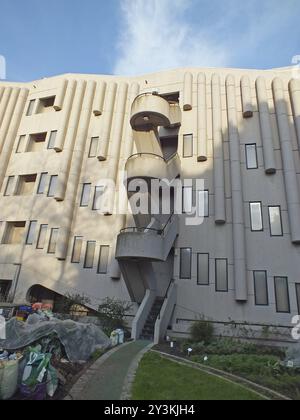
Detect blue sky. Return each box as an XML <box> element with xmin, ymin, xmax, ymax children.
<box><xmin>0</xmin><ymin>0</ymin><xmax>300</xmax><ymax>81</ymax></box>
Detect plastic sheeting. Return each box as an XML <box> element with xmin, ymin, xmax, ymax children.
<box><xmin>0</xmin><ymin>318</ymin><xmax>110</xmax><ymax>363</ymax></box>
<box><xmin>285</xmin><ymin>345</ymin><xmax>300</xmax><ymax>368</ymax></box>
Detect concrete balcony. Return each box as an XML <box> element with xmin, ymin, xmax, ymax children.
<box><xmin>130</xmin><ymin>93</ymin><xmax>171</xmax><ymax>131</ymax></box>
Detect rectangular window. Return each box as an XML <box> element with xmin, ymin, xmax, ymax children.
<box><xmin>254</xmin><ymin>271</ymin><xmax>269</xmax><ymax>306</ymax></box>
<box><xmin>48</xmin><ymin>175</ymin><xmax>58</xmax><ymax>197</ymax></box>
<box><xmin>37</xmin><ymin>96</ymin><xmax>55</xmax><ymax>114</ymax></box>
<box><xmin>274</xmin><ymin>277</ymin><xmax>290</xmax><ymax>313</ymax></box>
<box><xmin>180</xmin><ymin>248</ymin><xmax>192</xmax><ymax>279</ymax></box>
<box><xmin>28</xmin><ymin>132</ymin><xmax>47</xmax><ymax>152</ymax></box>
<box><xmin>0</xmin><ymin>280</ymin><xmax>12</xmax><ymax>302</ymax></box>
<box><xmin>84</xmin><ymin>241</ymin><xmax>96</xmax><ymax>269</ymax></box>
<box><xmin>36</xmin><ymin>225</ymin><xmax>48</xmax><ymax>249</ymax></box>
<box><xmin>295</xmin><ymin>284</ymin><xmax>300</xmax><ymax>315</ymax></box>
<box><xmin>93</xmin><ymin>186</ymin><xmax>105</xmax><ymax>211</ymax></box>
<box><xmin>48</xmin><ymin>131</ymin><xmax>57</xmax><ymax>149</ymax></box>
<box><xmin>197</xmin><ymin>190</ymin><xmax>209</xmax><ymax>218</ymax></box>
<box><xmin>16</xmin><ymin>174</ymin><xmax>37</xmax><ymax>196</ymax></box>
<box><xmin>245</xmin><ymin>144</ymin><xmax>258</xmax><ymax>169</ymax></box>
<box><xmin>71</xmin><ymin>237</ymin><xmax>83</xmax><ymax>263</ymax></box>
<box><xmin>26</xmin><ymin>221</ymin><xmax>37</xmax><ymax>245</ymax></box>
<box><xmin>48</xmin><ymin>228</ymin><xmax>59</xmax><ymax>254</ymax></box>
<box><xmin>89</xmin><ymin>137</ymin><xmax>99</xmax><ymax>158</ymax></box>
<box><xmin>215</xmin><ymin>259</ymin><xmax>228</xmax><ymax>292</ymax></box>
<box><xmin>4</xmin><ymin>176</ymin><xmax>15</xmax><ymax>196</ymax></box>
<box><xmin>26</xmin><ymin>100</ymin><xmax>36</xmax><ymax>116</ymax></box>
<box><xmin>197</xmin><ymin>254</ymin><xmax>209</xmax><ymax>285</ymax></box>
<box><xmin>268</xmin><ymin>206</ymin><xmax>283</xmax><ymax>237</ymax></box>
<box><xmin>3</xmin><ymin>222</ymin><xmax>26</xmax><ymax>245</ymax></box>
<box><xmin>16</xmin><ymin>135</ymin><xmax>26</xmax><ymax>153</ymax></box>
<box><xmin>80</xmin><ymin>183</ymin><xmax>91</xmax><ymax>207</ymax></box>
<box><xmin>183</xmin><ymin>134</ymin><xmax>193</xmax><ymax>158</ymax></box>
<box><xmin>98</xmin><ymin>246</ymin><xmax>110</xmax><ymax>274</ymax></box>
<box><xmin>182</xmin><ymin>187</ymin><xmax>193</xmax><ymax>214</ymax></box>
<box><xmin>37</xmin><ymin>173</ymin><xmax>48</xmax><ymax>195</ymax></box>
<box><xmin>250</xmin><ymin>202</ymin><xmax>263</xmax><ymax>232</ymax></box>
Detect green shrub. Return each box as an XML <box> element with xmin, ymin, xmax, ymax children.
<box><xmin>189</xmin><ymin>320</ymin><xmax>214</xmax><ymax>344</ymax></box>
<box><xmin>97</xmin><ymin>297</ymin><xmax>133</xmax><ymax>336</ymax></box>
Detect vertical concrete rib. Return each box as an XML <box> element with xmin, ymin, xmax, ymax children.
<box><xmin>273</xmin><ymin>77</ymin><xmax>300</xmax><ymax>244</ymax></box>
<box><xmin>226</xmin><ymin>75</ymin><xmax>248</xmax><ymax>302</ymax></box>
<box><xmin>0</xmin><ymin>88</ymin><xmax>29</xmax><ymax>190</ymax></box>
<box><xmin>241</xmin><ymin>75</ymin><xmax>253</xmax><ymax>118</ymax></box>
<box><xmin>212</xmin><ymin>74</ymin><xmax>226</xmax><ymax>224</ymax></box>
<box><xmin>183</xmin><ymin>72</ymin><xmax>193</xmax><ymax>111</ymax></box>
<box><xmin>0</xmin><ymin>86</ymin><xmax>4</xmax><ymax>103</ymax></box>
<box><xmin>97</xmin><ymin>81</ymin><xmax>118</xmax><ymax>161</ymax></box>
<box><xmin>93</xmin><ymin>81</ymin><xmax>107</xmax><ymax>116</ymax></box>
<box><xmin>289</xmin><ymin>79</ymin><xmax>300</xmax><ymax>149</ymax></box>
<box><xmin>56</xmin><ymin>80</ymin><xmax>95</xmax><ymax>260</ymax></box>
<box><xmin>122</xmin><ymin>82</ymin><xmax>140</xmax><ymax>160</ymax></box>
<box><xmin>0</xmin><ymin>88</ymin><xmax>20</xmax><ymax>153</ymax></box>
<box><xmin>0</xmin><ymin>87</ymin><xmax>12</xmax><ymax>130</ymax></box>
<box><xmin>54</xmin><ymin>80</ymin><xmax>77</xmax><ymax>152</ymax></box>
<box><xmin>54</xmin><ymin>79</ymin><xmax>68</xmax><ymax>111</ymax></box>
<box><xmin>197</xmin><ymin>73</ymin><xmax>207</xmax><ymax>162</ymax></box>
<box><xmin>256</xmin><ymin>77</ymin><xmax>276</xmax><ymax>174</ymax></box>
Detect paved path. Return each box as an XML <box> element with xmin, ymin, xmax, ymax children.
<box><xmin>69</xmin><ymin>341</ymin><xmax>151</xmax><ymax>401</ymax></box>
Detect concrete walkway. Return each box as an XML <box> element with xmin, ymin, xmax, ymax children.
<box><xmin>68</xmin><ymin>340</ymin><xmax>151</xmax><ymax>401</ymax></box>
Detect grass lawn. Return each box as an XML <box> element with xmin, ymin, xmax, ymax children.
<box><xmin>132</xmin><ymin>352</ymin><xmax>264</xmax><ymax>400</ymax></box>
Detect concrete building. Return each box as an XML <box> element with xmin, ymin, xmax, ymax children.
<box><xmin>0</xmin><ymin>66</ymin><xmax>300</xmax><ymax>343</ymax></box>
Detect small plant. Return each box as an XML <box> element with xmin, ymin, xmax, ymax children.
<box><xmin>56</xmin><ymin>292</ymin><xmax>91</xmax><ymax>314</ymax></box>
<box><xmin>189</xmin><ymin>319</ymin><xmax>214</xmax><ymax>345</ymax></box>
<box><xmin>97</xmin><ymin>297</ymin><xmax>133</xmax><ymax>336</ymax></box>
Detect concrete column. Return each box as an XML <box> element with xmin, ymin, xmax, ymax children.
<box><xmin>97</xmin><ymin>82</ymin><xmax>118</xmax><ymax>161</ymax></box>
<box><xmin>56</xmin><ymin>80</ymin><xmax>95</xmax><ymax>260</ymax></box>
<box><xmin>54</xmin><ymin>80</ymin><xmax>77</xmax><ymax>152</ymax></box>
<box><xmin>256</xmin><ymin>77</ymin><xmax>276</xmax><ymax>174</ymax></box>
<box><xmin>0</xmin><ymin>87</ymin><xmax>12</xmax><ymax>130</ymax></box>
<box><xmin>226</xmin><ymin>75</ymin><xmax>248</xmax><ymax>302</ymax></box>
<box><xmin>106</xmin><ymin>82</ymin><xmax>129</xmax><ymax>215</ymax></box>
<box><xmin>273</xmin><ymin>77</ymin><xmax>300</xmax><ymax>244</ymax></box>
<box><xmin>55</xmin><ymin>80</ymin><xmax>86</xmax><ymax>201</ymax></box>
<box><xmin>54</xmin><ymin>79</ymin><xmax>68</xmax><ymax>111</ymax></box>
<box><xmin>183</xmin><ymin>72</ymin><xmax>193</xmax><ymax>111</ymax></box>
<box><xmin>0</xmin><ymin>88</ymin><xmax>29</xmax><ymax>190</ymax></box>
<box><xmin>122</xmin><ymin>82</ymin><xmax>140</xmax><ymax>160</ymax></box>
<box><xmin>0</xmin><ymin>88</ymin><xmax>20</xmax><ymax>154</ymax></box>
<box><xmin>241</xmin><ymin>75</ymin><xmax>253</xmax><ymax>118</ymax></box>
<box><xmin>289</xmin><ymin>79</ymin><xmax>300</xmax><ymax>149</ymax></box>
<box><xmin>197</xmin><ymin>73</ymin><xmax>207</xmax><ymax>162</ymax></box>
<box><xmin>0</xmin><ymin>86</ymin><xmax>4</xmax><ymax>104</ymax></box>
<box><xmin>93</xmin><ymin>81</ymin><xmax>107</xmax><ymax>116</ymax></box>
<box><xmin>212</xmin><ymin>74</ymin><xmax>226</xmax><ymax>224</ymax></box>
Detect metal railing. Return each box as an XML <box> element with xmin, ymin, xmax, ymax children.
<box><xmin>157</xmin><ymin>279</ymin><xmax>175</xmax><ymax>320</ymax></box>
<box><xmin>127</xmin><ymin>152</ymin><xmax>179</xmax><ymax>165</ymax></box>
<box><xmin>120</xmin><ymin>213</ymin><xmax>175</xmax><ymax>237</ymax></box>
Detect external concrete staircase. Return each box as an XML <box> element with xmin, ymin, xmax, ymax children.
<box><xmin>116</xmin><ymin>92</ymin><xmax>181</xmax><ymax>343</ymax></box>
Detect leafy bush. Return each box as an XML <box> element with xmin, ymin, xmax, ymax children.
<box><xmin>189</xmin><ymin>320</ymin><xmax>214</xmax><ymax>344</ymax></box>
<box><xmin>97</xmin><ymin>297</ymin><xmax>132</xmax><ymax>336</ymax></box>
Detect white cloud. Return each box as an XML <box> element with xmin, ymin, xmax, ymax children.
<box><xmin>113</xmin><ymin>0</ymin><xmax>230</xmax><ymax>75</ymax></box>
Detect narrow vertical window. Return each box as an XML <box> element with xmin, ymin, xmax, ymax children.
<box><xmin>254</xmin><ymin>271</ymin><xmax>269</xmax><ymax>306</ymax></box>
<box><xmin>197</xmin><ymin>254</ymin><xmax>209</xmax><ymax>285</ymax></box>
<box><xmin>295</xmin><ymin>284</ymin><xmax>300</xmax><ymax>315</ymax></box>
<box><xmin>48</xmin><ymin>131</ymin><xmax>57</xmax><ymax>149</ymax></box>
<box><xmin>84</xmin><ymin>241</ymin><xmax>96</xmax><ymax>269</ymax></box>
<box><xmin>274</xmin><ymin>277</ymin><xmax>290</xmax><ymax>313</ymax></box>
<box><xmin>26</xmin><ymin>221</ymin><xmax>37</xmax><ymax>245</ymax></box>
<box><xmin>215</xmin><ymin>259</ymin><xmax>228</xmax><ymax>292</ymax></box>
<box><xmin>182</xmin><ymin>187</ymin><xmax>193</xmax><ymax>213</ymax></box>
<box><xmin>16</xmin><ymin>135</ymin><xmax>26</xmax><ymax>153</ymax></box>
<box><xmin>89</xmin><ymin>137</ymin><xmax>99</xmax><ymax>158</ymax></box>
<box><xmin>93</xmin><ymin>186</ymin><xmax>105</xmax><ymax>211</ymax></box>
<box><xmin>26</xmin><ymin>100</ymin><xmax>36</xmax><ymax>116</ymax></box>
<box><xmin>198</xmin><ymin>190</ymin><xmax>209</xmax><ymax>218</ymax></box>
<box><xmin>4</xmin><ymin>176</ymin><xmax>15</xmax><ymax>196</ymax></box>
<box><xmin>245</xmin><ymin>144</ymin><xmax>258</xmax><ymax>169</ymax></box>
<box><xmin>98</xmin><ymin>246</ymin><xmax>110</xmax><ymax>274</ymax></box>
<box><xmin>36</xmin><ymin>225</ymin><xmax>48</xmax><ymax>249</ymax></box>
<box><xmin>80</xmin><ymin>184</ymin><xmax>91</xmax><ymax>207</ymax></box>
<box><xmin>71</xmin><ymin>237</ymin><xmax>83</xmax><ymax>263</ymax></box>
<box><xmin>268</xmin><ymin>206</ymin><xmax>283</xmax><ymax>237</ymax></box>
<box><xmin>37</xmin><ymin>173</ymin><xmax>48</xmax><ymax>194</ymax></box>
<box><xmin>48</xmin><ymin>175</ymin><xmax>58</xmax><ymax>197</ymax></box>
<box><xmin>48</xmin><ymin>228</ymin><xmax>59</xmax><ymax>254</ymax></box>
<box><xmin>180</xmin><ymin>248</ymin><xmax>192</xmax><ymax>279</ymax></box>
<box><xmin>250</xmin><ymin>202</ymin><xmax>263</xmax><ymax>231</ymax></box>
<box><xmin>183</xmin><ymin>134</ymin><xmax>193</xmax><ymax>158</ymax></box>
